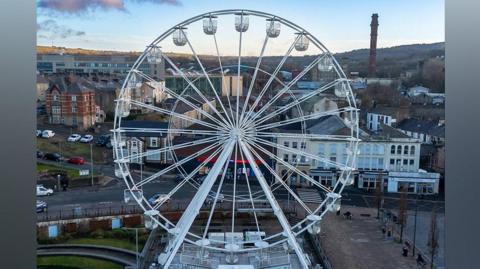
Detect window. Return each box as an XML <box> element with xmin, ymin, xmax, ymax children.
<box><xmin>390</xmin><ymin>159</ymin><xmax>395</xmax><ymax>165</ymax></box>
<box><xmin>404</xmin><ymin>146</ymin><xmax>409</xmax><ymax>155</ymax></box>
<box><xmin>292</xmin><ymin>154</ymin><xmax>297</xmax><ymax>163</ymax></box>
<box><xmin>283</xmin><ymin>154</ymin><xmax>288</xmax><ymax>162</ymax></box>
<box><xmin>403</xmin><ymin>159</ymin><xmax>408</xmax><ymax>165</ymax></box>
<box><xmin>72</xmin><ymin>117</ymin><xmax>77</xmax><ymax>125</ymax></box>
<box><xmin>329</xmin><ymin>144</ymin><xmax>337</xmax><ymax>155</ymax></box>
<box><xmin>409</xmin><ymin>159</ymin><xmax>414</xmax><ymax>165</ymax></box>
<box><xmin>391</xmin><ymin>145</ymin><xmax>395</xmax><ymax>154</ymax></box>
<box><xmin>318</xmin><ymin>144</ymin><xmax>325</xmax><ymax>156</ymax></box>
<box><xmin>131</xmin><ymin>140</ymin><xmax>138</xmax><ymax>147</ymax></box>
<box><xmin>364</xmin><ymin>144</ymin><xmax>371</xmax><ymax>154</ymax></box>
<box><xmin>53</xmin><ymin>94</ymin><xmax>59</xmax><ymax>101</ymax></box>
<box><xmin>396</xmin><ymin>159</ymin><xmax>401</xmax><ymax>165</ymax></box>
<box><xmin>385</xmin><ymin>117</ymin><xmax>389</xmax><ymax>124</ymax></box>
<box><xmin>150</xmin><ymin>138</ymin><xmax>158</xmax><ymax>147</ymax></box>
<box><xmin>71</xmin><ymin>106</ymin><xmax>77</xmax><ymax>113</ymax></box>
<box><xmin>52</xmin><ymin>106</ymin><xmax>61</xmax><ymax>114</ymax></box>
<box><xmin>300</xmin><ymin>156</ymin><xmax>307</xmax><ymax>163</ymax></box>
<box><xmin>410</xmin><ymin>145</ymin><xmax>415</xmax><ymax>155</ymax></box>
<box><xmin>71</xmin><ymin>95</ymin><xmax>77</xmax><ymax>102</ymax></box>
<box><xmin>284</xmin><ymin>141</ymin><xmax>290</xmax><ymax>147</ymax></box>
<box><xmin>292</xmin><ymin>142</ymin><xmax>298</xmax><ymax>149</ymax></box>
<box><xmin>301</xmin><ymin>142</ymin><xmax>306</xmax><ymax>149</ymax></box>
<box><xmin>397</xmin><ymin>145</ymin><xmax>402</xmax><ymax>155</ymax></box>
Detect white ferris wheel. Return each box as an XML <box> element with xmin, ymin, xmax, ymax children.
<box><xmin>113</xmin><ymin>9</ymin><xmax>359</xmax><ymax>268</ymax></box>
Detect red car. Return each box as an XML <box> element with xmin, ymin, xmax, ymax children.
<box><xmin>68</xmin><ymin>156</ymin><xmax>85</xmax><ymax>165</ymax></box>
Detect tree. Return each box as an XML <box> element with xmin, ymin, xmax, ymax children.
<box><xmin>428</xmin><ymin>204</ymin><xmax>439</xmax><ymax>269</ymax></box>
<box><xmin>374</xmin><ymin>174</ymin><xmax>384</xmax><ymax>219</ymax></box>
<box><xmin>398</xmin><ymin>187</ymin><xmax>408</xmax><ymax>243</ymax></box>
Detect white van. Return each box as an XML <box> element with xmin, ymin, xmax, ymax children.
<box><xmin>42</xmin><ymin>130</ymin><xmax>55</xmax><ymax>138</ymax></box>
<box><xmin>37</xmin><ymin>185</ymin><xmax>53</xmax><ymax>196</ymax></box>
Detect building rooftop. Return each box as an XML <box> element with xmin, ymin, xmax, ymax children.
<box><xmin>121</xmin><ymin>120</ymin><xmax>168</xmax><ymax>137</ymax></box>
<box><xmin>396</xmin><ymin>118</ymin><xmax>445</xmax><ymax>138</ymax></box>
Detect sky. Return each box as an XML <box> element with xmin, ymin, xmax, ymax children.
<box><xmin>36</xmin><ymin>0</ymin><xmax>445</xmax><ymax>54</ymax></box>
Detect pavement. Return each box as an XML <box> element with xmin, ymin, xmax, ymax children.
<box><xmin>319</xmin><ymin>206</ymin><xmax>420</xmax><ymax>269</ymax></box>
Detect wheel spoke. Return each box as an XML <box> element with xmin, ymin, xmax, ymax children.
<box><xmin>255</xmin><ymin>107</ymin><xmax>358</xmax><ymax>131</ymax></box>
<box><xmin>114</xmin><ymin>135</ymin><xmax>224</xmax><ymax>163</ymax></box>
<box><xmin>239</xmin><ymin>35</ymin><xmax>269</xmax><ymax>126</ymax></box>
<box><xmin>244</xmin><ymin>141</ymin><xmax>313</xmax><ymax>215</ymax></box>
<box><xmin>182</xmin><ymin>29</ymin><xmax>235</xmax><ymax>127</ymax></box>
<box><xmin>132</xmin><ymin>70</ymin><xmax>232</xmax><ymax>130</ymax></box>
<box><xmin>246</xmin><ymin>140</ymin><xmax>332</xmax><ymax>193</ymax></box>
<box><xmin>243</xmin><ymin>54</ymin><xmax>329</xmax><ymax>128</ymax></box>
<box><xmin>162</xmin><ymin>53</ymin><xmax>232</xmax><ymax>128</ymax></box>
<box><xmin>250</xmin><ymin>78</ymin><xmax>346</xmax><ymax>127</ymax></box>
<box><xmin>152</xmin><ymin>144</ymin><xmax>226</xmax><ymax>210</ymax></box>
<box><xmin>237</xmin><ymin>146</ymin><xmax>261</xmax><ymax>232</ymax></box>
<box><xmin>230</xmin><ymin>143</ymin><xmax>239</xmax><ymax>236</ymax></box>
<box><xmin>241</xmin><ymin>35</ymin><xmax>301</xmax><ymax>128</ymax></box>
<box><xmin>235</xmin><ymin>17</ymin><xmax>244</xmax><ymax>127</ymax></box>
<box><xmin>135</xmin><ymin>138</ymin><xmax>227</xmax><ymax>188</ymax></box>
<box><xmin>127</xmin><ymin>99</ymin><xmax>225</xmax><ymax>131</ymax></box>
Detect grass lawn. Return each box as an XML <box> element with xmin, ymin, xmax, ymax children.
<box><xmin>37</xmin><ymin>163</ymin><xmax>83</xmax><ymax>178</ymax></box>
<box><xmin>37</xmin><ymin>138</ymin><xmax>109</xmax><ymax>164</ymax></box>
<box><xmin>66</xmin><ymin>238</ymin><xmax>141</xmax><ymax>252</ymax></box>
<box><xmin>37</xmin><ymin>257</ymin><xmax>122</xmax><ymax>269</ymax></box>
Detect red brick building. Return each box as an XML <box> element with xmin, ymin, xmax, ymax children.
<box><xmin>45</xmin><ymin>76</ymin><xmax>96</xmax><ymax>130</ymax></box>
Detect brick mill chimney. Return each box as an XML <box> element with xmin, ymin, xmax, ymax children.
<box><xmin>368</xmin><ymin>13</ymin><xmax>379</xmax><ymax>78</ymax></box>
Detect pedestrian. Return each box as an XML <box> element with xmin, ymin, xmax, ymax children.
<box><xmin>402</xmin><ymin>246</ymin><xmax>408</xmax><ymax>257</ymax></box>
<box><xmin>416</xmin><ymin>254</ymin><xmax>426</xmax><ymax>267</ymax></box>
<box><xmin>381</xmin><ymin>226</ymin><xmax>386</xmax><ymax>237</ymax></box>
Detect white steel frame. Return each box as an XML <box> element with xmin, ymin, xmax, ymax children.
<box><xmin>113</xmin><ymin>9</ymin><xmax>359</xmax><ymax>269</ymax></box>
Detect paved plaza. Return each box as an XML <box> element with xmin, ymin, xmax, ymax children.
<box><xmin>319</xmin><ymin>206</ymin><xmax>420</xmax><ymax>269</ymax></box>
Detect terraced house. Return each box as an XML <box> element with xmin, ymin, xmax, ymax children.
<box><xmin>45</xmin><ymin>76</ymin><xmax>96</xmax><ymax>130</ymax></box>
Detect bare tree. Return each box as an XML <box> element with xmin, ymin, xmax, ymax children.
<box><xmin>374</xmin><ymin>174</ymin><xmax>384</xmax><ymax>219</ymax></box>
<box><xmin>398</xmin><ymin>187</ymin><xmax>408</xmax><ymax>243</ymax></box>
<box><xmin>428</xmin><ymin>204</ymin><xmax>439</xmax><ymax>269</ymax></box>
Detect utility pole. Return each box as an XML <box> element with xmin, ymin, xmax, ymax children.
<box><xmin>90</xmin><ymin>143</ymin><xmax>94</xmax><ymax>186</ymax></box>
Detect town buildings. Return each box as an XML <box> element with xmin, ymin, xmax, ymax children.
<box><xmin>45</xmin><ymin>76</ymin><xmax>97</xmax><ymax>130</ymax></box>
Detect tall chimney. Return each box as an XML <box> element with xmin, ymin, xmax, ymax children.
<box><xmin>368</xmin><ymin>13</ymin><xmax>379</xmax><ymax>78</ymax></box>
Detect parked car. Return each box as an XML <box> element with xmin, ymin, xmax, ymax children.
<box><xmin>105</xmin><ymin>141</ymin><xmax>113</xmax><ymax>149</ymax></box>
<box><xmin>36</xmin><ymin>150</ymin><xmax>44</xmax><ymax>159</ymax></box>
<box><xmin>42</xmin><ymin>130</ymin><xmax>55</xmax><ymax>138</ymax></box>
<box><xmin>68</xmin><ymin>156</ymin><xmax>85</xmax><ymax>165</ymax></box>
<box><xmin>148</xmin><ymin>193</ymin><xmax>170</xmax><ymax>206</ymax></box>
<box><xmin>36</xmin><ymin>185</ymin><xmax>53</xmax><ymax>196</ymax></box>
<box><xmin>43</xmin><ymin>152</ymin><xmax>62</xmax><ymax>162</ymax></box>
<box><xmin>67</xmin><ymin>134</ymin><xmax>82</xmax><ymax>142</ymax></box>
<box><xmin>36</xmin><ymin>130</ymin><xmax>42</xmax><ymax>137</ymax></box>
<box><xmin>80</xmin><ymin>134</ymin><xmax>94</xmax><ymax>143</ymax></box>
<box><xmin>36</xmin><ymin>200</ymin><xmax>48</xmax><ymax>213</ymax></box>
<box><xmin>95</xmin><ymin>134</ymin><xmax>111</xmax><ymax>147</ymax></box>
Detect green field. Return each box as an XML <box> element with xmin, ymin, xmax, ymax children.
<box><xmin>66</xmin><ymin>238</ymin><xmax>140</xmax><ymax>252</ymax></box>
<box><xmin>37</xmin><ymin>163</ymin><xmax>83</xmax><ymax>178</ymax></box>
<box><xmin>37</xmin><ymin>257</ymin><xmax>122</xmax><ymax>269</ymax></box>
<box><xmin>37</xmin><ymin>138</ymin><xmax>108</xmax><ymax>164</ymax></box>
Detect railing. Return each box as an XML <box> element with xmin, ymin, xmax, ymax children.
<box><xmin>38</xmin><ymin>199</ymin><xmax>298</xmax><ymax>223</ymax></box>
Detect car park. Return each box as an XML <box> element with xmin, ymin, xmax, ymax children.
<box><xmin>42</xmin><ymin>130</ymin><xmax>55</xmax><ymax>138</ymax></box>
<box><xmin>95</xmin><ymin>134</ymin><xmax>111</xmax><ymax>147</ymax></box>
<box><xmin>43</xmin><ymin>152</ymin><xmax>62</xmax><ymax>162</ymax></box>
<box><xmin>36</xmin><ymin>185</ymin><xmax>53</xmax><ymax>196</ymax></box>
<box><xmin>67</xmin><ymin>134</ymin><xmax>82</xmax><ymax>142</ymax></box>
<box><xmin>68</xmin><ymin>156</ymin><xmax>85</xmax><ymax>165</ymax></box>
<box><xmin>36</xmin><ymin>200</ymin><xmax>48</xmax><ymax>213</ymax></box>
<box><xmin>148</xmin><ymin>193</ymin><xmax>170</xmax><ymax>206</ymax></box>
<box><xmin>80</xmin><ymin>134</ymin><xmax>94</xmax><ymax>143</ymax></box>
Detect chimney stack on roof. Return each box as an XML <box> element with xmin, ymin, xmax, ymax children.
<box><xmin>368</xmin><ymin>13</ymin><xmax>379</xmax><ymax>78</ymax></box>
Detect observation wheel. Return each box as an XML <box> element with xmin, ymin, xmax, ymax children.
<box><xmin>113</xmin><ymin>9</ymin><xmax>359</xmax><ymax>268</ymax></box>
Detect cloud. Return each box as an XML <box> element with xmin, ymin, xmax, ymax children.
<box><xmin>37</xmin><ymin>19</ymin><xmax>86</xmax><ymax>39</ymax></box>
<box><xmin>37</xmin><ymin>0</ymin><xmax>181</xmax><ymax>15</ymax></box>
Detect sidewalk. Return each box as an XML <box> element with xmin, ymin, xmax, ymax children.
<box><xmin>319</xmin><ymin>206</ymin><xmax>419</xmax><ymax>269</ymax></box>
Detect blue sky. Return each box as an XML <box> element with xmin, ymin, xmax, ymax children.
<box><xmin>37</xmin><ymin>0</ymin><xmax>444</xmax><ymax>54</ymax></box>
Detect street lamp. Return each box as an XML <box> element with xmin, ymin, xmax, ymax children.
<box><xmin>412</xmin><ymin>192</ymin><xmax>419</xmax><ymax>257</ymax></box>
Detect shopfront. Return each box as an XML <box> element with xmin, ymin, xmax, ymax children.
<box><xmin>387</xmin><ymin>171</ymin><xmax>440</xmax><ymax>194</ymax></box>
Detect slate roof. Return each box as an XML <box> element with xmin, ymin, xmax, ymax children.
<box><xmin>48</xmin><ymin>76</ymin><xmax>95</xmax><ymax>94</ymax></box>
<box><xmin>396</xmin><ymin>118</ymin><xmax>445</xmax><ymax>138</ymax></box>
